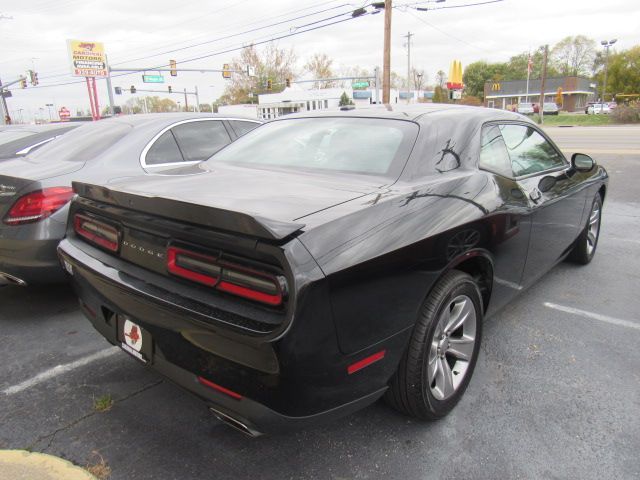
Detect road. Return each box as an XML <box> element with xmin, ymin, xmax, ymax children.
<box><xmin>1</xmin><ymin>125</ymin><xmax>639</xmax><ymax>479</ymax></box>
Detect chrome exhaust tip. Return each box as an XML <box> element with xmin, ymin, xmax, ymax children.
<box><xmin>208</xmin><ymin>406</ymin><xmax>261</xmax><ymax>437</ymax></box>
<box><xmin>0</xmin><ymin>272</ymin><xmax>27</xmax><ymax>287</ymax></box>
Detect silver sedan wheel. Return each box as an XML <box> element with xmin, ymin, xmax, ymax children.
<box><xmin>586</xmin><ymin>200</ymin><xmax>601</xmax><ymax>256</ymax></box>
<box><xmin>427</xmin><ymin>295</ymin><xmax>477</xmax><ymax>401</ymax></box>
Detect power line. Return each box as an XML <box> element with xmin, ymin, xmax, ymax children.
<box><xmin>22</xmin><ymin>11</ymin><xmax>374</xmax><ymax>90</ymax></box>
<box><xmin>402</xmin><ymin>9</ymin><xmax>492</xmax><ymax>53</ymax></box>
<box><xmin>36</xmin><ymin>0</ymin><xmax>351</xmax><ymax>80</ymax></box>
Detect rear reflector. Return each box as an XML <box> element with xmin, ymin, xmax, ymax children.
<box><xmin>167</xmin><ymin>246</ymin><xmax>285</xmax><ymax>306</ymax></box>
<box><xmin>347</xmin><ymin>350</ymin><xmax>386</xmax><ymax>375</ymax></box>
<box><xmin>74</xmin><ymin>214</ymin><xmax>120</xmax><ymax>252</ymax></box>
<box><xmin>3</xmin><ymin>187</ymin><xmax>74</xmax><ymax>225</ymax></box>
<box><xmin>197</xmin><ymin>376</ymin><xmax>243</xmax><ymax>400</ymax></box>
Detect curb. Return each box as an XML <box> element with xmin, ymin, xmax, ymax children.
<box><xmin>0</xmin><ymin>450</ymin><xmax>97</xmax><ymax>480</ymax></box>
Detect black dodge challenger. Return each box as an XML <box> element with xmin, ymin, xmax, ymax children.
<box><xmin>57</xmin><ymin>105</ymin><xmax>607</xmax><ymax>436</ymax></box>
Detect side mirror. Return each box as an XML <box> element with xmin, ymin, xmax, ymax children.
<box><xmin>571</xmin><ymin>153</ymin><xmax>595</xmax><ymax>172</ymax></box>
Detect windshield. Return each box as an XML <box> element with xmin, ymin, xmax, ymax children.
<box><xmin>206</xmin><ymin>117</ymin><xmax>418</xmax><ymax>178</ymax></box>
<box><xmin>27</xmin><ymin>121</ymin><xmax>132</xmax><ymax>163</ymax></box>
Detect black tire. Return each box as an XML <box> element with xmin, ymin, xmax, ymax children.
<box><xmin>385</xmin><ymin>270</ymin><xmax>483</xmax><ymax>420</ymax></box>
<box><xmin>569</xmin><ymin>193</ymin><xmax>603</xmax><ymax>265</ymax></box>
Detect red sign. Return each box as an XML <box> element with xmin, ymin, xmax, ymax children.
<box><xmin>59</xmin><ymin>107</ymin><xmax>71</xmax><ymax>121</ymax></box>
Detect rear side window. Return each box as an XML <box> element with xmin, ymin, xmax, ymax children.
<box><xmin>171</xmin><ymin>121</ymin><xmax>231</xmax><ymax>162</ymax></box>
<box><xmin>229</xmin><ymin>120</ymin><xmax>260</xmax><ymax>137</ymax></box>
<box><xmin>145</xmin><ymin>130</ymin><xmax>184</xmax><ymax>165</ymax></box>
<box><xmin>479</xmin><ymin>125</ymin><xmax>512</xmax><ymax>178</ymax></box>
<box><xmin>499</xmin><ymin>124</ymin><xmax>565</xmax><ymax>177</ymax></box>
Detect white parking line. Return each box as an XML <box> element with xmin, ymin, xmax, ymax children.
<box><xmin>544</xmin><ymin>302</ymin><xmax>640</xmax><ymax>332</ymax></box>
<box><xmin>2</xmin><ymin>347</ymin><xmax>120</xmax><ymax>396</ymax></box>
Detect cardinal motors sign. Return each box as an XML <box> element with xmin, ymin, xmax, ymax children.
<box><xmin>66</xmin><ymin>39</ymin><xmax>108</xmax><ymax>78</ymax></box>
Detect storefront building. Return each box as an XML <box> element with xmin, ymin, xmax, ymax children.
<box><xmin>484</xmin><ymin>76</ymin><xmax>597</xmax><ymax>112</ymax></box>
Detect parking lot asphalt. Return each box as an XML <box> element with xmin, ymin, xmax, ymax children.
<box><xmin>1</xmin><ymin>125</ymin><xmax>639</xmax><ymax>480</ymax></box>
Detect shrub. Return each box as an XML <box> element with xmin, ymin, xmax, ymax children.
<box><xmin>611</xmin><ymin>102</ymin><xmax>640</xmax><ymax>124</ymax></box>
<box><xmin>459</xmin><ymin>95</ymin><xmax>482</xmax><ymax>106</ymax></box>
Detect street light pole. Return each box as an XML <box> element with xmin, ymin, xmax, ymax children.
<box><xmin>45</xmin><ymin>103</ymin><xmax>53</xmax><ymax>122</ymax></box>
<box><xmin>404</xmin><ymin>31</ymin><xmax>413</xmax><ymax>104</ymax></box>
<box><xmin>600</xmin><ymin>39</ymin><xmax>617</xmax><ymax>110</ymax></box>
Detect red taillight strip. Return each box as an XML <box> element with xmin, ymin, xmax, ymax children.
<box><xmin>217</xmin><ymin>281</ymin><xmax>283</xmax><ymax>306</ymax></box>
<box><xmin>197</xmin><ymin>376</ymin><xmax>243</xmax><ymax>400</ymax></box>
<box><xmin>74</xmin><ymin>214</ymin><xmax>120</xmax><ymax>252</ymax></box>
<box><xmin>167</xmin><ymin>247</ymin><xmax>219</xmax><ymax>287</ymax></box>
<box><xmin>167</xmin><ymin>246</ymin><xmax>285</xmax><ymax>306</ymax></box>
<box><xmin>347</xmin><ymin>350</ymin><xmax>386</xmax><ymax>375</ymax></box>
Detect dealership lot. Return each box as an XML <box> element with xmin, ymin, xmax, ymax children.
<box><xmin>1</xmin><ymin>125</ymin><xmax>639</xmax><ymax>480</ymax></box>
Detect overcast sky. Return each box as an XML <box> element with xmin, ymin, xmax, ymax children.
<box><xmin>1</xmin><ymin>0</ymin><xmax>639</xmax><ymax>121</ymax></box>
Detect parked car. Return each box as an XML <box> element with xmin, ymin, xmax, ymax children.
<box><xmin>516</xmin><ymin>102</ymin><xmax>534</xmax><ymax>115</ymax></box>
<box><xmin>0</xmin><ymin>124</ymin><xmax>78</xmax><ymax>160</ymax></box>
<box><xmin>0</xmin><ymin>113</ymin><xmax>261</xmax><ymax>286</ymax></box>
<box><xmin>542</xmin><ymin>102</ymin><xmax>559</xmax><ymax>115</ymax></box>
<box><xmin>58</xmin><ymin>105</ymin><xmax>607</xmax><ymax>436</ymax></box>
<box><xmin>587</xmin><ymin>103</ymin><xmax>611</xmax><ymax>114</ymax></box>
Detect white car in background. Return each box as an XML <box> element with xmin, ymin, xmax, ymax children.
<box><xmin>517</xmin><ymin>103</ymin><xmax>535</xmax><ymax>115</ymax></box>
<box><xmin>588</xmin><ymin>103</ymin><xmax>611</xmax><ymax>114</ymax></box>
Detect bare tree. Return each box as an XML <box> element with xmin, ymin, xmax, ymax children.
<box><xmin>219</xmin><ymin>43</ymin><xmax>297</xmax><ymax>105</ymax></box>
<box><xmin>551</xmin><ymin>35</ymin><xmax>597</xmax><ymax>77</ymax></box>
<box><xmin>435</xmin><ymin>70</ymin><xmax>447</xmax><ymax>88</ymax></box>
<box><xmin>412</xmin><ymin>68</ymin><xmax>426</xmax><ymax>91</ymax></box>
<box><xmin>305</xmin><ymin>53</ymin><xmax>335</xmax><ymax>88</ymax></box>
<box><xmin>337</xmin><ymin>65</ymin><xmax>371</xmax><ymax>88</ymax></box>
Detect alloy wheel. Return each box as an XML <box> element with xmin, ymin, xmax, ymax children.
<box><xmin>427</xmin><ymin>295</ymin><xmax>477</xmax><ymax>401</ymax></box>
<box><xmin>586</xmin><ymin>200</ymin><xmax>601</xmax><ymax>256</ymax></box>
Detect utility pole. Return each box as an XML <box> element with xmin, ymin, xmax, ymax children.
<box><xmin>374</xmin><ymin>66</ymin><xmax>380</xmax><ymax>104</ymax></box>
<box><xmin>404</xmin><ymin>31</ymin><xmax>413</xmax><ymax>104</ymax></box>
<box><xmin>184</xmin><ymin>88</ymin><xmax>189</xmax><ymax>111</ymax></box>
<box><xmin>195</xmin><ymin>86</ymin><xmax>200</xmax><ymax>112</ymax></box>
<box><xmin>105</xmin><ymin>55</ymin><xmax>116</xmax><ymax>116</ymax></box>
<box><xmin>0</xmin><ymin>77</ymin><xmax>9</xmax><ymax>125</ymax></box>
<box><xmin>600</xmin><ymin>39</ymin><xmax>617</xmax><ymax>109</ymax></box>
<box><xmin>538</xmin><ymin>45</ymin><xmax>548</xmax><ymax>125</ymax></box>
<box><xmin>382</xmin><ymin>0</ymin><xmax>392</xmax><ymax>104</ymax></box>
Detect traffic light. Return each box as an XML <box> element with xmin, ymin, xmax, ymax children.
<box><xmin>285</xmin><ymin>78</ymin><xmax>291</xmax><ymax>88</ymax></box>
<box><xmin>114</xmin><ymin>86</ymin><xmax>122</xmax><ymax>95</ymax></box>
<box><xmin>170</xmin><ymin>59</ymin><xmax>177</xmax><ymax>77</ymax></box>
<box><xmin>28</xmin><ymin>70</ymin><xmax>39</xmax><ymax>86</ymax></box>
<box><xmin>222</xmin><ymin>64</ymin><xmax>231</xmax><ymax>79</ymax></box>
<box><xmin>267</xmin><ymin>79</ymin><xmax>272</xmax><ymax>90</ymax></box>
<box><xmin>130</xmin><ymin>85</ymin><xmax>136</xmax><ymax>94</ymax></box>
<box><xmin>20</xmin><ymin>77</ymin><xmax>27</xmax><ymax>89</ymax></box>
<box><xmin>168</xmin><ymin>86</ymin><xmax>172</xmax><ymax>93</ymax></box>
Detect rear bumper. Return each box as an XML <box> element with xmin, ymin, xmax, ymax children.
<box><xmin>0</xmin><ymin>237</ymin><xmax>66</xmax><ymax>285</ymax></box>
<box><xmin>0</xmin><ymin>215</ymin><xmax>67</xmax><ymax>285</ymax></box>
<box><xmin>57</xmin><ymin>238</ymin><xmax>400</xmax><ymax>433</ymax></box>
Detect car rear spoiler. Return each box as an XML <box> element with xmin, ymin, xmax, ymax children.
<box><xmin>72</xmin><ymin>182</ymin><xmax>305</xmax><ymax>241</ymax></box>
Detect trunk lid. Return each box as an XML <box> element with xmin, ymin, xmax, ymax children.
<box><xmin>74</xmin><ymin>166</ymin><xmax>380</xmax><ymax>240</ymax></box>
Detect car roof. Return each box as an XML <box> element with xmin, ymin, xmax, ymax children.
<box><xmin>275</xmin><ymin>103</ymin><xmax>525</xmax><ymax>123</ymax></box>
<box><xmin>104</xmin><ymin>112</ymin><xmax>260</xmax><ymax>128</ymax></box>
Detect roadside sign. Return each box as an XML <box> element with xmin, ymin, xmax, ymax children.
<box><xmin>59</xmin><ymin>107</ymin><xmax>71</xmax><ymax>121</ymax></box>
<box><xmin>0</xmin><ymin>90</ymin><xmax>12</xmax><ymax>98</ymax></box>
<box><xmin>352</xmin><ymin>81</ymin><xmax>369</xmax><ymax>89</ymax></box>
<box><xmin>67</xmin><ymin>39</ymin><xmax>108</xmax><ymax>78</ymax></box>
<box><xmin>142</xmin><ymin>75</ymin><xmax>165</xmax><ymax>83</ymax></box>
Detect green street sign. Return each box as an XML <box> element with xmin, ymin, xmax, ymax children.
<box><xmin>352</xmin><ymin>81</ymin><xmax>369</xmax><ymax>89</ymax></box>
<box><xmin>142</xmin><ymin>74</ymin><xmax>165</xmax><ymax>84</ymax></box>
